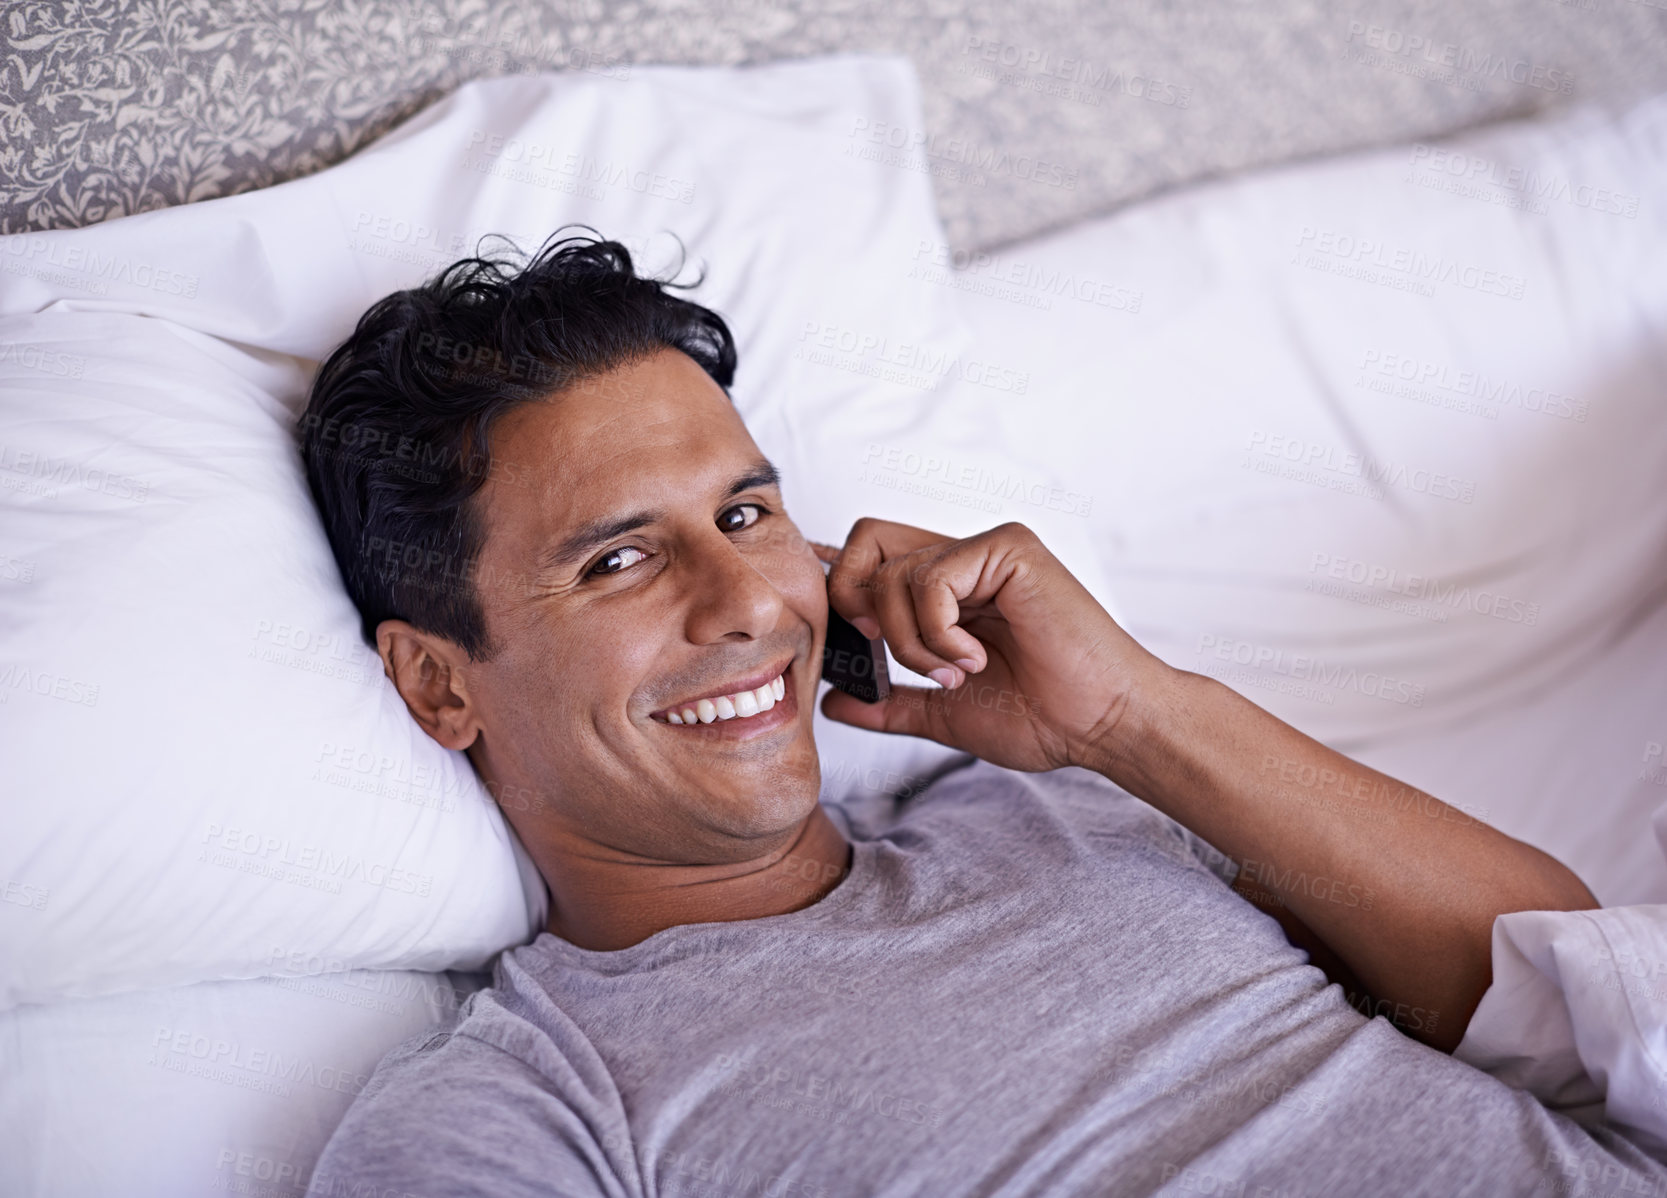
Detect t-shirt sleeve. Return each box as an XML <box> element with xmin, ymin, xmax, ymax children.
<box><xmin>308</xmin><ymin>1029</ymin><xmax>631</xmax><ymax>1198</ymax></box>
<box><xmin>1164</xmin><ymin>817</ymin><xmax>1241</xmax><ymax>888</ymax></box>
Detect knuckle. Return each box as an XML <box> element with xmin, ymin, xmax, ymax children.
<box><xmin>920</xmin><ymin>635</ymin><xmax>956</xmax><ymax>662</ymax></box>
<box><xmin>894</xmin><ymin>645</ymin><xmax>930</xmax><ymax>672</ymax></box>
<box><xmin>909</xmin><ymin>549</ymin><xmax>950</xmax><ymax>587</ymax></box>
<box><xmin>874</xmin><ymin>557</ymin><xmax>910</xmax><ymax>591</ymax></box>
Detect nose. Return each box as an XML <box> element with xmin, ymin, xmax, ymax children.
<box><xmin>681</xmin><ymin>534</ymin><xmax>786</xmax><ymax>645</ymax></box>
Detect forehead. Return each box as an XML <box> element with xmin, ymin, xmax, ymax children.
<box><xmin>478</xmin><ymin>348</ymin><xmax>761</xmax><ymax>552</ymax></box>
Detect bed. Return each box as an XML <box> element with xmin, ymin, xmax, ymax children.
<box><xmin>4</xmin><ymin>6</ymin><xmax>1667</xmax><ymax>1195</ymax></box>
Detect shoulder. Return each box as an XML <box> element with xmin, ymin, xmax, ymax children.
<box><xmin>310</xmin><ymin>989</ymin><xmax>633</xmax><ymax>1198</ymax></box>
<box><xmin>903</xmin><ymin>758</ymin><xmax>1146</xmax><ymax>832</ymax></box>
<box><xmin>903</xmin><ymin>759</ymin><xmax>1238</xmax><ymax>883</ymax></box>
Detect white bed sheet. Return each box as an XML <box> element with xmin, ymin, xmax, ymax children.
<box><xmin>1454</xmin><ymin>900</ymin><xmax>1667</xmax><ymax>1161</ymax></box>
<box><xmin>0</xmin><ymin>968</ymin><xmax>483</xmax><ymax>1198</ymax></box>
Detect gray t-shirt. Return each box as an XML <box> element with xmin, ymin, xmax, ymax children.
<box><xmin>309</xmin><ymin>758</ymin><xmax>1666</xmax><ymax>1198</ymax></box>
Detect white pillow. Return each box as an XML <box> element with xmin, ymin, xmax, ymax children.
<box><xmin>0</xmin><ymin>55</ymin><xmax>1007</xmax><ymax>1008</ymax></box>
<box><xmin>939</xmin><ymin>91</ymin><xmax>1667</xmax><ymax>749</ymax></box>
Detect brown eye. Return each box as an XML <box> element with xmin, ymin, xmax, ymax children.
<box><xmin>719</xmin><ymin>503</ymin><xmax>764</xmax><ymax>532</ymax></box>
<box><xmin>589</xmin><ymin>546</ymin><xmax>648</xmax><ymax>577</ymax></box>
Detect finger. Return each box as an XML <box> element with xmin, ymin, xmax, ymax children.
<box><xmin>869</xmin><ymin>535</ymin><xmax>1009</xmax><ymax>680</ymax></box>
<box><xmin>868</xmin><ymin>555</ymin><xmax>966</xmax><ymax>688</ymax></box>
<box><xmin>828</xmin><ymin>517</ymin><xmax>952</xmax><ymax>641</ymax></box>
<box><xmin>820</xmin><ymin>682</ymin><xmax>954</xmax><ymax>743</ymax></box>
<box><xmin>824</xmin><ymin>546</ymin><xmax>880</xmax><ymax>641</ymax></box>
<box><xmin>899</xmin><ymin>524</ymin><xmax>1046</xmax><ymax>672</ymax></box>
<box><xmin>907</xmin><ymin>557</ymin><xmax>987</xmax><ymax>673</ymax></box>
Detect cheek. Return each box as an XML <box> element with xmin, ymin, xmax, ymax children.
<box><xmin>790</xmin><ymin>563</ymin><xmax>829</xmax><ymax>626</ymax></box>
<box><xmin>763</xmin><ymin>528</ymin><xmax>827</xmax><ymax>626</ymax></box>
<box><xmin>772</xmin><ymin>558</ymin><xmax>828</xmax><ymax>653</ymax></box>
<box><xmin>494</xmin><ymin>611</ymin><xmax>664</xmax><ymax>730</ymax></box>
<box><xmin>567</xmin><ymin>616</ymin><xmax>668</xmax><ymax>717</ymax></box>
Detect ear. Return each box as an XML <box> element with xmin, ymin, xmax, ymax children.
<box><xmin>375</xmin><ymin>619</ymin><xmax>482</xmax><ymax>752</ymax></box>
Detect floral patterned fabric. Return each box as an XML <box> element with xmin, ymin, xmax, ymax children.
<box><xmin>2</xmin><ymin>0</ymin><xmax>1665</xmax><ymax>252</ymax></box>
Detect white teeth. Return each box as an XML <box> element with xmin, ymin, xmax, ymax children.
<box><xmin>664</xmin><ymin>672</ymin><xmax>788</xmax><ymax>725</ymax></box>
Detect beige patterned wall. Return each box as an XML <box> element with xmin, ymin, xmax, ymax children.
<box><xmin>2</xmin><ymin>0</ymin><xmax>1665</xmax><ymax>253</ymax></box>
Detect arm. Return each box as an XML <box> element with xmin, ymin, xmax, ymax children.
<box><xmin>1095</xmin><ymin>667</ymin><xmax>1596</xmax><ymax>1051</ymax></box>
<box><xmin>820</xmin><ymin>518</ymin><xmax>1597</xmax><ymax>1053</ymax></box>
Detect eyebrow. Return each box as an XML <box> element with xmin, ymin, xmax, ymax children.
<box><xmin>538</xmin><ymin>458</ymin><xmax>782</xmax><ymax>574</ymax></box>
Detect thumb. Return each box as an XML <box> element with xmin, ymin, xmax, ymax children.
<box><xmin>820</xmin><ymin>683</ymin><xmax>952</xmax><ymax>743</ymax></box>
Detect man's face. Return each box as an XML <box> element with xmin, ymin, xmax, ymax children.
<box><xmin>460</xmin><ymin>347</ymin><xmax>828</xmax><ymax>863</ymax></box>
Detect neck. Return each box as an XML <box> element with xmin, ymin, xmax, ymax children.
<box><xmin>534</xmin><ymin>803</ymin><xmax>853</xmax><ymax>952</ymax></box>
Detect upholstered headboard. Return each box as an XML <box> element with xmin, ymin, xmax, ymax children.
<box><xmin>3</xmin><ymin>0</ymin><xmax>1666</xmax><ymax>253</ymax></box>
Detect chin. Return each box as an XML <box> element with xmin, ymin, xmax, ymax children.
<box><xmin>700</xmin><ymin>777</ymin><xmax>821</xmax><ymax>841</ymax></box>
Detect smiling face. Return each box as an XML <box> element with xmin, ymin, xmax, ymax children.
<box><xmin>452</xmin><ymin>347</ymin><xmax>829</xmax><ymax>866</ymax></box>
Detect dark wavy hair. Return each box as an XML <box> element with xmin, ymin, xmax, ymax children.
<box><xmin>297</xmin><ymin>228</ymin><xmax>737</xmax><ymax>661</ymax></box>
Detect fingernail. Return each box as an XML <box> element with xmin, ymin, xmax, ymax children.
<box><xmin>928</xmin><ymin>667</ymin><xmax>960</xmax><ymax>689</ymax></box>
<box><xmin>954</xmin><ymin>657</ymin><xmax>979</xmax><ymax>672</ymax></box>
<box><xmin>853</xmin><ymin>617</ymin><xmax>881</xmax><ymax>639</ymax></box>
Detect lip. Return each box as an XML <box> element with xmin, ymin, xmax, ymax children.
<box><xmin>647</xmin><ymin>660</ymin><xmax>800</xmax><ymax>743</ymax></box>
<box><xmin>649</xmin><ymin>654</ymin><xmax>797</xmax><ymax>722</ymax></box>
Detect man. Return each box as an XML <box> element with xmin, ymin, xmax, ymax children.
<box><xmin>298</xmin><ymin>232</ymin><xmax>1660</xmax><ymax>1197</ymax></box>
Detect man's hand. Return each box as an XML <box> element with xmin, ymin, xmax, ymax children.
<box><xmin>817</xmin><ymin>518</ymin><xmax>1169</xmax><ymax>773</ymax></box>
<box><xmin>819</xmin><ymin>517</ymin><xmax>1597</xmax><ymax>1053</ymax></box>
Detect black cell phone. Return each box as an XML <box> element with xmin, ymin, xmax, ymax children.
<box><xmin>820</xmin><ymin>557</ymin><xmax>891</xmax><ymax>703</ymax></box>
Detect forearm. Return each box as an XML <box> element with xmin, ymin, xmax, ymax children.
<box><xmin>1085</xmin><ymin>666</ymin><xmax>1597</xmax><ymax>1051</ymax></box>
